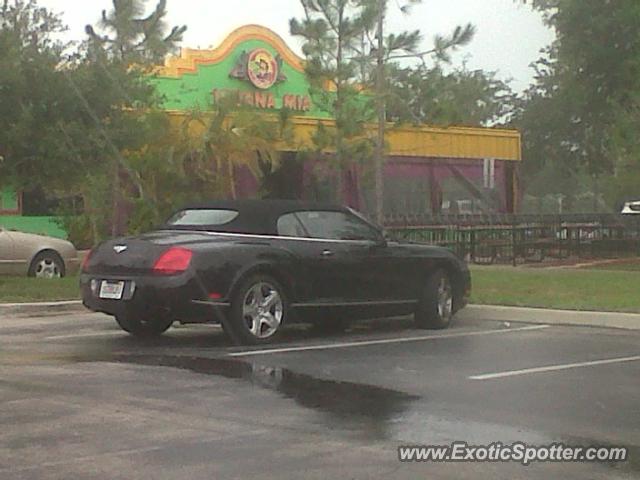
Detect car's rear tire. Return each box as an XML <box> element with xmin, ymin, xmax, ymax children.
<box><xmin>226</xmin><ymin>274</ymin><xmax>289</xmax><ymax>345</ymax></box>
<box><xmin>28</xmin><ymin>251</ymin><xmax>65</xmax><ymax>278</ymax></box>
<box><xmin>115</xmin><ymin>313</ymin><xmax>174</xmax><ymax>338</ymax></box>
<box><xmin>414</xmin><ymin>269</ymin><xmax>454</xmax><ymax>330</ymax></box>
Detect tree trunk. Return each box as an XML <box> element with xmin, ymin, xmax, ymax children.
<box><xmin>228</xmin><ymin>159</ymin><xmax>237</xmax><ymax>199</ymax></box>
<box><xmin>111</xmin><ymin>157</ymin><xmax>120</xmax><ymax>237</ymax></box>
<box><xmin>334</xmin><ymin>4</ymin><xmax>345</xmax><ymax>205</ymax></box>
<box><xmin>373</xmin><ymin>0</ymin><xmax>386</xmax><ymax>224</ymax></box>
<box><xmin>336</xmin><ymin>165</ymin><xmax>345</xmax><ymax>205</ymax></box>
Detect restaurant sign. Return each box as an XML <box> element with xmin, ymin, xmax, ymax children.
<box><xmin>151</xmin><ymin>25</ymin><xmax>324</xmax><ymax>117</ymax></box>
<box><xmin>215</xmin><ymin>48</ymin><xmax>311</xmax><ymax>112</ymax></box>
<box><xmin>230</xmin><ymin>48</ymin><xmax>286</xmax><ymax>89</ymax></box>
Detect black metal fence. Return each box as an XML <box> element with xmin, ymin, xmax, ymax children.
<box><xmin>384</xmin><ymin>214</ymin><xmax>640</xmax><ymax>265</ymax></box>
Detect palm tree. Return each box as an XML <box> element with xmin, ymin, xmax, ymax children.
<box><xmin>180</xmin><ymin>96</ymin><xmax>293</xmax><ymax>199</ymax></box>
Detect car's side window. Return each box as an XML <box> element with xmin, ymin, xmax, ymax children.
<box><xmin>295</xmin><ymin>211</ymin><xmax>380</xmax><ymax>241</ymax></box>
<box><xmin>277</xmin><ymin>213</ymin><xmax>308</xmax><ymax>237</ymax></box>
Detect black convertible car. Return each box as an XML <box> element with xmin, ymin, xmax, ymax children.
<box><xmin>81</xmin><ymin>200</ymin><xmax>470</xmax><ymax>345</ymax></box>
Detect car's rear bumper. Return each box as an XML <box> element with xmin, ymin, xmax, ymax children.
<box><xmin>80</xmin><ymin>272</ymin><xmax>225</xmax><ymax>322</ymax></box>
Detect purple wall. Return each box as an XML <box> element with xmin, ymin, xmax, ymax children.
<box><xmin>383</xmin><ymin>157</ymin><xmax>509</xmax><ymax>213</ymax></box>
<box><xmin>232</xmin><ymin>156</ymin><xmax>512</xmax><ymax>213</ymax></box>
<box><xmin>234</xmin><ymin>165</ymin><xmax>259</xmax><ymax>198</ymax></box>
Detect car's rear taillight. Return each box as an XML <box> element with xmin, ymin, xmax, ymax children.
<box><xmin>152</xmin><ymin>247</ymin><xmax>193</xmax><ymax>275</ymax></box>
<box><xmin>81</xmin><ymin>249</ymin><xmax>93</xmax><ymax>272</ymax></box>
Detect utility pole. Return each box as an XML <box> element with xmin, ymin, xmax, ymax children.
<box><xmin>374</xmin><ymin>0</ymin><xmax>386</xmax><ymax>224</ymax></box>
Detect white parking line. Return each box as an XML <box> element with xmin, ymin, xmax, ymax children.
<box><xmin>469</xmin><ymin>355</ymin><xmax>640</xmax><ymax>380</ymax></box>
<box><xmin>228</xmin><ymin>324</ymin><xmax>550</xmax><ymax>357</ymax></box>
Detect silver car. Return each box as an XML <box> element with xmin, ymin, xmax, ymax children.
<box><xmin>0</xmin><ymin>227</ymin><xmax>79</xmax><ymax>278</ymax></box>
<box><xmin>621</xmin><ymin>200</ymin><xmax>640</xmax><ymax>215</ymax></box>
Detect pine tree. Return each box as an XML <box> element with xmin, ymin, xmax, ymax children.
<box><xmin>292</xmin><ymin>0</ymin><xmax>475</xmax><ymax>214</ymax></box>
<box><xmin>85</xmin><ymin>0</ymin><xmax>186</xmax><ymax>65</ymax></box>
<box><xmin>290</xmin><ymin>0</ymin><xmax>377</xmax><ymax>204</ymax></box>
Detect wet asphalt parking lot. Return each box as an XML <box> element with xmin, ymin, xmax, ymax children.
<box><xmin>1</xmin><ymin>310</ymin><xmax>639</xmax><ymax>479</ymax></box>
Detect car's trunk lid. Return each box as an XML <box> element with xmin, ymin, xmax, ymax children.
<box><xmin>86</xmin><ymin>230</ymin><xmax>227</xmax><ymax>276</ymax></box>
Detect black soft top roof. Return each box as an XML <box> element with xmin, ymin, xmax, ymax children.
<box><xmin>168</xmin><ymin>199</ymin><xmax>349</xmax><ymax>235</ymax></box>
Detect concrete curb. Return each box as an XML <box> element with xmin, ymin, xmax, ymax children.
<box><xmin>461</xmin><ymin>304</ymin><xmax>640</xmax><ymax>331</ymax></box>
<box><xmin>0</xmin><ymin>300</ymin><xmax>85</xmax><ymax>316</ymax></box>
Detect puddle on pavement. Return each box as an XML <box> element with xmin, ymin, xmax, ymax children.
<box><xmin>99</xmin><ymin>354</ymin><xmax>420</xmax><ymax>440</ymax></box>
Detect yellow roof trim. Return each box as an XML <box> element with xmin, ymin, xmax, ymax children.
<box><xmin>166</xmin><ymin>110</ymin><xmax>522</xmax><ymax>161</ymax></box>
<box><xmin>155</xmin><ymin>24</ymin><xmax>305</xmax><ymax>78</ymax></box>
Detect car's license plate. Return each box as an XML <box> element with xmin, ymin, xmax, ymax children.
<box><xmin>99</xmin><ymin>281</ymin><xmax>125</xmax><ymax>300</ymax></box>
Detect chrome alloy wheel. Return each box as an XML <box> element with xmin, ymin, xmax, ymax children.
<box><xmin>35</xmin><ymin>258</ymin><xmax>62</xmax><ymax>278</ymax></box>
<box><xmin>437</xmin><ymin>276</ymin><xmax>453</xmax><ymax>320</ymax></box>
<box><xmin>242</xmin><ymin>282</ymin><xmax>284</xmax><ymax>339</ymax></box>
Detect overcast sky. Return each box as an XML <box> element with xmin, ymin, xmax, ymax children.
<box><xmin>40</xmin><ymin>0</ymin><xmax>554</xmax><ymax>92</ymax></box>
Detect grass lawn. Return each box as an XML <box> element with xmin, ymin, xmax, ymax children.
<box><xmin>470</xmin><ymin>266</ymin><xmax>640</xmax><ymax>313</ymax></box>
<box><xmin>0</xmin><ymin>276</ymin><xmax>80</xmax><ymax>303</ymax></box>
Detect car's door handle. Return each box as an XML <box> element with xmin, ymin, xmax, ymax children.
<box><xmin>321</xmin><ymin>249</ymin><xmax>334</xmax><ymax>257</ymax></box>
